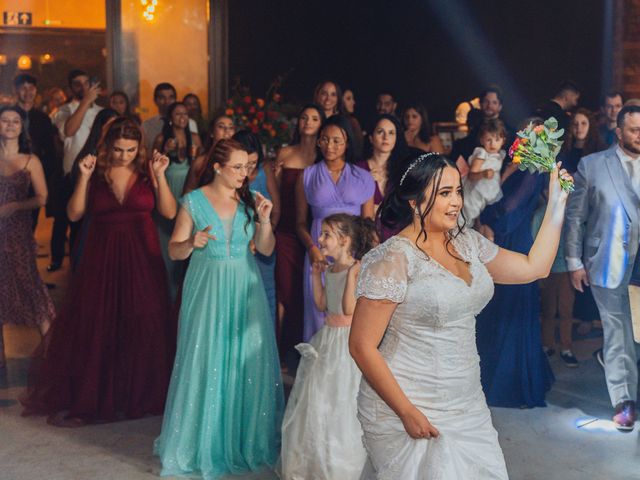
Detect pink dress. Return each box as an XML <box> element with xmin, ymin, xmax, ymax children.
<box><xmin>0</xmin><ymin>164</ymin><xmax>55</xmax><ymax>327</ymax></box>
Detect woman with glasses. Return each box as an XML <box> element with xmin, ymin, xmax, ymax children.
<box><xmin>155</xmin><ymin>139</ymin><xmax>283</xmax><ymax>478</ymax></box>
<box><xmin>295</xmin><ymin>115</ymin><xmax>375</xmax><ymax>341</ymax></box>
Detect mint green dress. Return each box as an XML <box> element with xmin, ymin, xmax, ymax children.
<box><xmin>155</xmin><ymin>159</ymin><xmax>190</xmax><ymax>301</ymax></box>
<box><xmin>155</xmin><ymin>188</ymin><xmax>284</xmax><ymax>479</ymax></box>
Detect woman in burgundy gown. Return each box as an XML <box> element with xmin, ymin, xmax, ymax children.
<box><xmin>274</xmin><ymin>104</ymin><xmax>325</xmax><ymax>364</ymax></box>
<box><xmin>22</xmin><ymin>117</ymin><xmax>177</xmax><ymax>425</ymax></box>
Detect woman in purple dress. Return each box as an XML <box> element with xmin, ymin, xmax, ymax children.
<box><xmin>295</xmin><ymin>115</ymin><xmax>375</xmax><ymax>341</ymax></box>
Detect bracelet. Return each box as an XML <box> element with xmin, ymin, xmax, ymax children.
<box><xmin>257</xmin><ymin>218</ymin><xmax>271</xmax><ymax>225</ymax></box>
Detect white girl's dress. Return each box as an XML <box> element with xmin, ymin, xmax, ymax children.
<box><xmin>462</xmin><ymin>147</ymin><xmax>505</xmax><ymax>223</ymax></box>
<box><xmin>356</xmin><ymin>231</ymin><xmax>508</xmax><ymax>479</ymax></box>
<box><xmin>279</xmin><ymin>267</ymin><xmax>367</xmax><ymax>479</ymax></box>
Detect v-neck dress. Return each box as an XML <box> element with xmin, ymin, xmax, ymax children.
<box><xmin>155</xmin><ymin>188</ymin><xmax>284</xmax><ymax>479</ymax></box>
<box><xmin>355</xmin><ymin>231</ymin><xmax>508</xmax><ymax>479</ymax></box>
<box><xmin>22</xmin><ymin>176</ymin><xmax>172</xmax><ymax>421</ymax></box>
<box><xmin>302</xmin><ymin>161</ymin><xmax>375</xmax><ymax>340</ymax></box>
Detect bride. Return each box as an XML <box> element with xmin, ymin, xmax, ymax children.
<box><xmin>349</xmin><ymin>149</ymin><xmax>571</xmax><ymax>479</ymax></box>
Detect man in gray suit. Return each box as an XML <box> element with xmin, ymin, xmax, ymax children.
<box><xmin>565</xmin><ymin>104</ymin><xmax>640</xmax><ymax>431</ymax></box>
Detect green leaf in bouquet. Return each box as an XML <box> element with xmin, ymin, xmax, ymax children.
<box><xmin>548</xmin><ymin>128</ymin><xmax>564</xmax><ymax>139</ymax></box>
<box><xmin>537</xmin><ymin>141</ymin><xmax>550</xmax><ymax>157</ymax></box>
<box><xmin>529</xmin><ymin>130</ymin><xmax>537</xmax><ymax>145</ymax></box>
<box><xmin>527</xmin><ymin>165</ymin><xmax>538</xmax><ymax>174</ymax></box>
<box><xmin>544</xmin><ymin>117</ymin><xmax>559</xmax><ymax>130</ymax></box>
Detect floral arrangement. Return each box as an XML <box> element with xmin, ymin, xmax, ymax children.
<box><xmin>508</xmin><ymin>116</ymin><xmax>574</xmax><ymax>192</ymax></box>
<box><xmin>224</xmin><ymin>93</ymin><xmax>292</xmax><ymax>152</ymax></box>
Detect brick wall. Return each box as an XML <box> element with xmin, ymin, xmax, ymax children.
<box><xmin>614</xmin><ymin>0</ymin><xmax>640</xmax><ymax>99</ymax></box>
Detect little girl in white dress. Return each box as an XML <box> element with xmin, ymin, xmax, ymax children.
<box><xmin>462</xmin><ymin>119</ymin><xmax>507</xmax><ymax>224</ymax></box>
<box><xmin>279</xmin><ymin>213</ymin><xmax>377</xmax><ymax>480</ymax></box>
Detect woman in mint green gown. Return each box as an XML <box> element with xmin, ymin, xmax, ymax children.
<box><xmin>152</xmin><ymin>101</ymin><xmax>203</xmax><ymax>302</ymax></box>
<box><xmin>155</xmin><ymin>139</ymin><xmax>284</xmax><ymax>479</ymax></box>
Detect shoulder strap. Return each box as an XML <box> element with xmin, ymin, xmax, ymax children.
<box><xmin>23</xmin><ymin>154</ymin><xmax>33</xmax><ymax>170</ymax></box>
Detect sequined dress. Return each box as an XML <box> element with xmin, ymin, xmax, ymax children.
<box><xmin>355</xmin><ymin>231</ymin><xmax>508</xmax><ymax>479</ymax></box>
<box><xmin>155</xmin><ymin>188</ymin><xmax>284</xmax><ymax>479</ymax></box>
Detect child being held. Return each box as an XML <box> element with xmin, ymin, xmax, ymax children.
<box><xmin>279</xmin><ymin>213</ymin><xmax>377</xmax><ymax>480</ymax></box>
<box><xmin>462</xmin><ymin>119</ymin><xmax>507</xmax><ymax>224</ymax></box>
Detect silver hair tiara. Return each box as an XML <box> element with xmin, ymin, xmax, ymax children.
<box><xmin>399</xmin><ymin>152</ymin><xmax>438</xmax><ymax>186</ymax></box>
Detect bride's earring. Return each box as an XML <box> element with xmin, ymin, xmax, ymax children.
<box><xmin>215</xmin><ymin>169</ymin><xmax>221</xmax><ymax>175</ymax></box>
<box><xmin>414</xmin><ymin>206</ymin><xmax>420</xmax><ymax>216</ymax></box>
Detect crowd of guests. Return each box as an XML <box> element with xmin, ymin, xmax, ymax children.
<box><xmin>0</xmin><ymin>68</ymin><xmax>638</xmax><ymax>479</ymax></box>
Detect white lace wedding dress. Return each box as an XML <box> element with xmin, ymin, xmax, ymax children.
<box><xmin>355</xmin><ymin>230</ymin><xmax>508</xmax><ymax>479</ymax></box>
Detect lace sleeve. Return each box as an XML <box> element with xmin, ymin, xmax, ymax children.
<box><xmin>468</xmin><ymin>228</ymin><xmax>499</xmax><ymax>264</ymax></box>
<box><xmin>356</xmin><ymin>241</ymin><xmax>409</xmax><ymax>303</ymax></box>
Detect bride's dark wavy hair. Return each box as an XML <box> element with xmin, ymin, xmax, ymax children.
<box><xmin>0</xmin><ymin>106</ymin><xmax>31</xmax><ymax>154</ymax></box>
<box><xmin>199</xmin><ymin>138</ymin><xmax>256</xmax><ymax>230</ymax></box>
<box><xmin>378</xmin><ymin>148</ymin><xmax>466</xmax><ymax>256</ymax></box>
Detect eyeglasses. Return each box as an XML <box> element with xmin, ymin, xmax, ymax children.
<box><xmin>225</xmin><ymin>164</ymin><xmax>250</xmax><ymax>173</ymax></box>
<box><xmin>318</xmin><ymin>137</ymin><xmax>346</xmax><ymax>147</ymax></box>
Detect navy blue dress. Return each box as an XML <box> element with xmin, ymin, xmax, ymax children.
<box><xmin>476</xmin><ymin>169</ymin><xmax>554</xmax><ymax>408</ymax></box>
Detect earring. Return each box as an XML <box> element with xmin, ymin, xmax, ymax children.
<box><xmin>215</xmin><ymin>169</ymin><xmax>221</xmax><ymax>174</ymax></box>
<box><xmin>414</xmin><ymin>206</ymin><xmax>420</xmax><ymax>216</ymax></box>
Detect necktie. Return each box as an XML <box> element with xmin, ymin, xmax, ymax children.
<box><xmin>628</xmin><ymin>160</ymin><xmax>640</xmax><ymax>197</ymax></box>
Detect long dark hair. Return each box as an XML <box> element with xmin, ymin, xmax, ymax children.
<box><xmin>379</xmin><ymin>148</ymin><xmax>465</xmax><ymax>253</ymax></box>
<box><xmin>290</xmin><ymin>103</ymin><xmax>326</xmax><ymax>146</ymax></box>
<box><xmin>161</xmin><ymin>102</ymin><xmax>194</xmax><ymax>164</ymax></box>
<box><xmin>365</xmin><ymin>114</ymin><xmax>408</xmax><ymax>184</ymax></box>
<box><xmin>319</xmin><ymin>115</ymin><xmax>357</xmax><ymax>164</ymax></box>
<box><xmin>323</xmin><ymin>213</ymin><xmax>378</xmax><ymax>260</ymax></box>
<box><xmin>232</xmin><ymin>130</ymin><xmax>264</xmax><ymax>169</ymax></box>
<box><xmin>198</xmin><ymin>138</ymin><xmax>256</xmax><ymax>230</ymax></box>
<box><xmin>402</xmin><ymin>103</ymin><xmax>432</xmax><ymax>143</ymax></box>
<box><xmin>0</xmin><ymin>106</ymin><xmax>31</xmax><ymax>154</ymax></box>
<box><xmin>561</xmin><ymin>107</ymin><xmax>605</xmax><ymax>156</ymax></box>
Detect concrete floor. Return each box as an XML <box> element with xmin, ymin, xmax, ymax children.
<box><xmin>1</xmin><ymin>214</ymin><xmax>639</xmax><ymax>480</ymax></box>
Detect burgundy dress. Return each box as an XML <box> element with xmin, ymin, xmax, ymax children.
<box><xmin>22</xmin><ymin>176</ymin><xmax>172</xmax><ymax>421</ymax></box>
<box><xmin>0</xmin><ymin>166</ymin><xmax>55</xmax><ymax>327</ymax></box>
<box><xmin>275</xmin><ymin>168</ymin><xmax>305</xmax><ymax>358</ymax></box>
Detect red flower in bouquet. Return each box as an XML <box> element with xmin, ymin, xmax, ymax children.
<box><xmin>256</xmin><ymin>98</ymin><xmax>265</xmax><ymax>108</ymax></box>
<box><xmin>243</xmin><ymin>95</ymin><xmax>252</xmax><ymax>104</ymax></box>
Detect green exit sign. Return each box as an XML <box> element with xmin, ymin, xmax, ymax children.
<box><xmin>3</xmin><ymin>11</ymin><xmax>32</xmax><ymax>26</ymax></box>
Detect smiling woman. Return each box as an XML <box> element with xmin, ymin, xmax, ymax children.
<box><xmin>349</xmin><ymin>148</ymin><xmax>572</xmax><ymax>478</ymax></box>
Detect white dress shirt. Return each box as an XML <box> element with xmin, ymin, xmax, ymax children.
<box><xmin>53</xmin><ymin>100</ymin><xmax>103</xmax><ymax>175</ymax></box>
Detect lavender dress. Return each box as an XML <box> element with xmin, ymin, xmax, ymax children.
<box><xmin>302</xmin><ymin>161</ymin><xmax>375</xmax><ymax>340</ymax></box>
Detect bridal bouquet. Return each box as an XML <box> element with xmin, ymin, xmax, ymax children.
<box><xmin>508</xmin><ymin>117</ymin><xmax>574</xmax><ymax>192</ymax></box>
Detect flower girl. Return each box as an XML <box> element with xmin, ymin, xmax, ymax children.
<box><xmin>279</xmin><ymin>213</ymin><xmax>377</xmax><ymax>480</ymax></box>
<box><xmin>462</xmin><ymin>119</ymin><xmax>507</xmax><ymax>224</ymax></box>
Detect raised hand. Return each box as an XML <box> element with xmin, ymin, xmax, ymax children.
<box><xmin>254</xmin><ymin>191</ymin><xmax>273</xmax><ymax>223</ymax></box>
<box><xmin>399</xmin><ymin>405</ymin><xmax>440</xmax><ymax>439</ymax></box>
<box><xmin>151</xmin><ymin>150</ymin><xmax>170</xmax><ymax>178</ymax></box>
<box><xmin>309</xmin><ymin>245</ymin><xmax>327</xmax><ymax>268</ymax></box>
<box><xmin>311</xmin><ymin>260</ymin><xmax>327</xmax><ymax>275</ymax></box>
<box><xmin>549</xmin><ymin>162</ymin><xmax>573</xmax><ymax>205</ymax></box>
<box><xmin>79</xmin><ymin>154</ymin><xmax>96</xmax><ymax>178</ymax></box>
<box><xmin>191</xmin><ymin>225</ymin><xmax>216</xmax><ymax>249</ymax></box>
<box><xmin>83</xmin><ymin>82</ymin><xmax>101</xmax><ymax>105</ymax></box>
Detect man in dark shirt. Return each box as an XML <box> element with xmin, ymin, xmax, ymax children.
<box><xmin>13</xmin><ymin>74</ymin><xmax>58</xmax><ymax>230</ymax></box>
<box><xmin>599</xmin><ymin>91</ymin><xmax>624</xmax><ymax>148</ymax></box>
<box><xmin>450</xmin><ymin>85</ymin><xmax>512</xmax><ymax>164</ymax></box>
<box><xmin>534</xmin><ymin>81</ymin><xmax>581</xmax><ymax>137</ymax></box>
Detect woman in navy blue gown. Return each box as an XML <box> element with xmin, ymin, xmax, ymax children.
<box><xmin>476</xmin><ymin>165</ymin><xmax>554</xmax><ymax>408</ymax></box>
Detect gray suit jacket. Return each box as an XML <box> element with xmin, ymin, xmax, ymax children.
<box><xmin>565</xmin><ymin>148</ymin><xmax>640</xmax><ymax>289</ymax></box>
